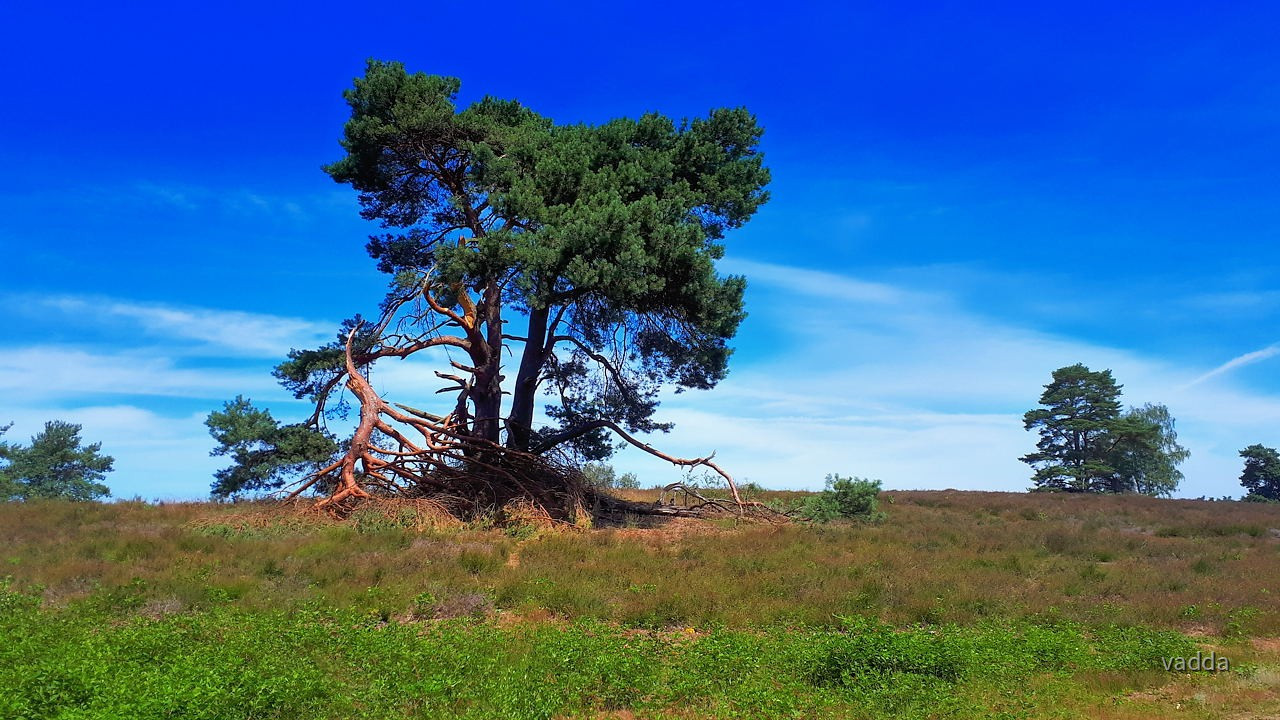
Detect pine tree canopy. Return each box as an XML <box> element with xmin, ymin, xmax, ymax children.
<box><xmin>206</xmin><ymin>60</ymin><xmax>770</xmax><ymax>505</ymax></box>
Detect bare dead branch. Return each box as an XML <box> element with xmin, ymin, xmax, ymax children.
<box><xmin>530</xmin><ymin>418</ymin><xmax>751</xmax><ymax>508</ymax></box>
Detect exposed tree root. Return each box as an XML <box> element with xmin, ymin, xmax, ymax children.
<box><xmin>278</xmin><ymin>317</ymin><xmax>788</xmax><ymax>526</ymax></box>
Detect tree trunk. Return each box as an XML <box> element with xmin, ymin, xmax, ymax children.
<box><xmin>470</xmin><ymin>278</ymin><xmax>505</xmax><ymax>445</ymax></box>
<box><xmin>507</xmin><ymin>304</ymin><xmax>549</xmax><ymax>452</ymax></box>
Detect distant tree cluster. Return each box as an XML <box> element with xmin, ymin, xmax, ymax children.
<box><xmin>0</xmin><ymin>421</ymin><xmax>113</xmax><ymax>501</ymax></box>
<box><xmin>1021</xmin><ymin>364</ymin><xmax>1188</xmax><ymax>496</ymax></box>
<box><xmin>580</xmin><ymin>462</ymin><xmax>641</xmax><ymax>490</ymax></box>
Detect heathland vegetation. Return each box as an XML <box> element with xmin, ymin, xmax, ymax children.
<box><xmin>4</xmin><ymin>59</ymin><xmax>1279</xmax><ymax>720</ymax></box>
<box><xmin>2</xmin><ymin>490</ymin><xmax>1279</xmax><ymax>718</ymax></box>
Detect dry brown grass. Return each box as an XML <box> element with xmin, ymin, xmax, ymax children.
<box><xmin>2</xmin><ymin>491</ymin><xmax>1277</xmax><ymax>639</ymax></box>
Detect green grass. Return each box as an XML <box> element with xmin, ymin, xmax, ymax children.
<box><xmin>1</xmin><ymin>492</ymin><xmax>1278</xmax><ymax>718</ymax></box>
<box><xmin>0</xmin><ymin>580</ymin><xmax>1198</xmax><ymax>720</ymax></box>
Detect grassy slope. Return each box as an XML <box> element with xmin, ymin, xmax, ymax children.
<box><xmin>1</xmin><ymin>490</ymin><xmax>1278</xmax><ymax>718</ymax></box>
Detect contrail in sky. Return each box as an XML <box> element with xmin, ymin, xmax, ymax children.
<box><xmin>1184</xmin><ymin>343</ymin><xmax>1280</xmax><ymax>388</ymax></box>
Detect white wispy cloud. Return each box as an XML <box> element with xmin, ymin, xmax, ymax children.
<box><xmin>4</xmin><ymin>266</ymin><xmax>1279</xmax><ymax>500</ymax></box>
<box><xmin>0</xmin><ymin>296</ymin><xmax>342</xmax><ymax>498</ymax></box>
<box><xmin>1183</xmin><ymin>343</ymin><xmax>1280</xmax><ymax>388</ymax></box>
<box><xmin>0</xmin><ymin>346</ymin><xmax>280</xmax><ymax>401</ymax></box>
<box><xmin>34</xmin><ymin>295</ymin><xmax>334</xmax><ymax>357</ymax></box>
<box><xmin>129</xmin><ymin>182</ymin><xmax>346</xmax><ymax>222</ymax></box>
<box><xmin>720</xmin><ymin>257</ymin><xmax>913</xmax><ymax>305</ymax></box>
<box><xmin>0</xmin><ymin>406</ymin><xmax>226</xmax><ymax>500</ymax></box>
<box><xmin>1184</xmin><ymin>290</ymin><xmax>1280</xmax><ymax>312</ymax></box>
<box><xmin>608</xmin><ymin>259</ymin><xmax>1280</xmax><ymax>498</ymax></box>
<box><xmin>616</xmin><ymin>407</ymin><xmax>1028</xmax><ymax>492</ymax></box>
<box><xmin>135</xmin><ymin>182</ymin><xmax>200</xmax><ymax>211</ymax></box>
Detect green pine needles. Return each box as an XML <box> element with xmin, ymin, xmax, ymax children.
<box><xmin>0</xmin><ymin>421</ymin><xmax>113</xmax><ymax>501</ymax></box>
<box><xmin>1240</xmin><ymin>444</ymin><xmax>1280</xmax><ymax>501</ymax></box>
<box><xmin>799</xmin><ymin>474</ymin><xmax>887</xmax><ymax>523</ymax></box>
<box><xmin>206</xmin><ymin>60</ymin><xmax>770</xmax><ymax>512</ymax></box>
<box><xmin>1021</xmin><ymin>364</ymin><xmax>1189</xmax><ymax>496</ymax></box>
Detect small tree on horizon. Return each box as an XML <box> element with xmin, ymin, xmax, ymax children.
<box><xmin>1022</xmin><ymin>364</ymin><xmax>1124</xmax><ymax>492</ymax></box>
<box><xmin>0</xmin><ymin>421</ymin><xmax>114</xmax><ymax>501</ymax></box>
<box><xmin>581</xmin><ymin>462</ymin><xmax>641</xmax><ymax>490</ymax></box>
<box><xmin>1099</xmin><ymin>403</ymin><xmax>1189</xmax><ymax>497</ymax></box>
<box><xmin>0</xmin><ymin>423</ymin><xmax>15</xmax><ymax>499</ymax></box>
<box><xmin>1239</xmin><ymin>444</ymin><xmax>1280</xmax><ymax>501</ymax></box>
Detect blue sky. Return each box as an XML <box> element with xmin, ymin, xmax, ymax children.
<box><xmin>2</xmin><ymin>2</ymin><xmax>1278</xmax><ymax>499</ymax></box>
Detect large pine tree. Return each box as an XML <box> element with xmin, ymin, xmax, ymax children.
<box><xmin>207</xmin><ymin>60</ymin><xmax>770</xmax><ymax>515</ymax></box>
<box><xmin>1021</xmin><ymin>364</ymin><xmax>1124</xmax><ymax>492</ymax></box>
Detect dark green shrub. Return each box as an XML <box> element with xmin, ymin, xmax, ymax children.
<box><xmin>801</xmin><ymin>474</ymin><xmax>886</xmax><ymax>523</ymax></box>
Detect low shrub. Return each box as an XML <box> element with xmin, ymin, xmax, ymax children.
<box><xmin>800</xmin><ymin>474</ymin><xmax>887</xmax><ymax>523</ymax></box>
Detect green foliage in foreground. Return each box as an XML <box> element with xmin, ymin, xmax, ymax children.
<box><xmin>0</xmin><ymin>579</ymin><xmax>1197</xmax><ymax>720</ymax></box>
